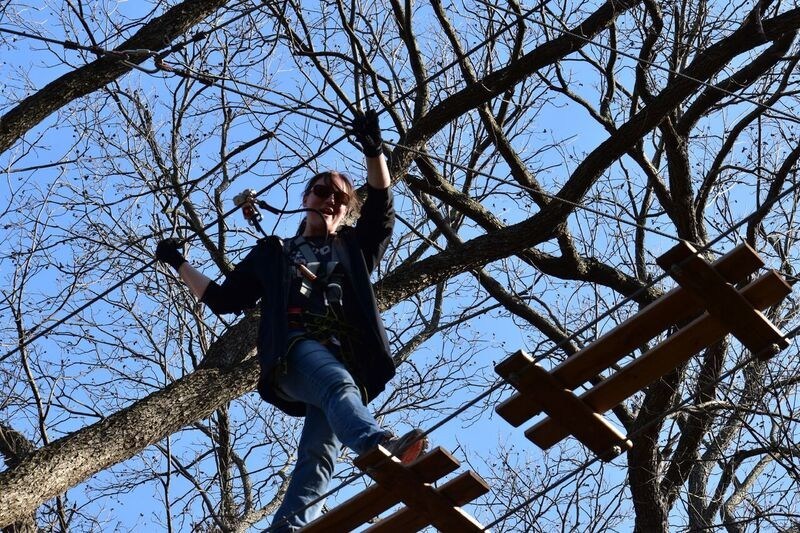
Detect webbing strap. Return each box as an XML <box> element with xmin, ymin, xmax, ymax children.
<box><xmin>287</xmin><ymin>236</ymin><xmax>341</xmax><ymax>299</ymax></box>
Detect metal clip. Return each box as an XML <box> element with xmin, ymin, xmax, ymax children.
<box><xmin>233</xmin><ymin>189</ymin><xmax>262</xmax><ymax>226</ymax></box>
<box><xmin>324</xmin><ymin>282</ymin><xmax>343</xmax><ymax>307</ymax></box>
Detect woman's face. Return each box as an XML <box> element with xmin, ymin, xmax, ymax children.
<box><xmin>302</xmin><ymin>174</ymin><xmax>351</xmax><ymax>236</ymax></box>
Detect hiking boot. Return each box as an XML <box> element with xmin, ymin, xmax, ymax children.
<box><xmin>382</xmin><ymin>429</ymin><xmax>428</xmax><ymax>464</ymax></box>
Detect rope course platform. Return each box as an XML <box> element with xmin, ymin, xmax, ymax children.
<box><xmin>495</xmin><ymin>241</ymin><xmax>792</xmax><ymax>460</ymax></box>
<box><xmin>301</xmin><ymin>446</ymin><xmax>489</xmax><ymax>532</ymax></box>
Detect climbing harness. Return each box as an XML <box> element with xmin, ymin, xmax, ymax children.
<box><xmin>283</xmin><ymin>235</ymin><xmax>352</xmax><ymax>345</ymax></box>
<box><xmin>286</xmin><ymin>236</ymin><xmax>342</xmax><ymax>301</ymax></box>
<box><xmin>281</xmin><ymin>234</ymin><xmax>367</xmax><ymax>399</ymax></box>
<box><xmin>232</xmin><ymin>188</ymin><xmax>329</xmax><ymax>302</ymax></box>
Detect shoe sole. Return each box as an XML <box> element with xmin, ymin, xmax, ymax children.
<box><xmin>397</xmin><ymin>433</ymin><xmax>428</xmax><ymax>464</ymax></box>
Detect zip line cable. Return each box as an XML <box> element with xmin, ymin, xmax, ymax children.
<box><xmin>154</xmin><ymin>58</ymin><xmax>347</xmax><ymax>129</ymax></box>
<box><xmin>4</xmin><ymin>0</ymin><xmax>798</xmax><ymax>135</ymax></box>
<box><xmin>0</xmin><ymin>25</ymin><xmax>155</xmax><ymax>61</ymax></box>
<box><xmin>199</xmin><ymin>0</ymin><xmax>553</xmax><ymax>112</ymax></box>
<box><xmin>0</xmin><ymin>0</ymin><xmax>552</xmax><ymax>126</ymax></box>
<box><xmin>145</xmin><ymin>0</ymin><xmax>556</xmax><ymax>139</ymax></box>
<box><xmin>0</xmin><ymin>0</ymin><xmax>260</xmax><ymax>74</ymax></box>
<box><xmin>160</xmin><ymin>0</ymin><xmax>800</xmax><ymax>152</ymax></box>
<box><xmin>6</xmin><ymin>0</ymin><xmax>797</xmax><ymax>215</ymax></box>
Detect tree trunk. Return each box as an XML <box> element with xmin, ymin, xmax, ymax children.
<box><xmin>0</xmin><ymin>313</ymin><xmax>258</xmax><ymax>527</ymax></box>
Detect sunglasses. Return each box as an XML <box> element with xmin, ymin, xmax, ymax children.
<box><xmin>310</xmin><ymin>184</ymin><xmax>351</xmax><ymax>206</ymax></box>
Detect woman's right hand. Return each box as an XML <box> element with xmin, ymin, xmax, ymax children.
<box><xmin>155</xmin><ymin>238</ymin><xmax>187</xmax><ymax>271</ymax></box>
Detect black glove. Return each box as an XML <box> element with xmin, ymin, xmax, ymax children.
<box><xmin>155</xmin><ymin>238</ymin><xmax>187</xmax><ymax>271</ymax></box>
<box><xmin>349</xmin><ymin>109</ymin><xmax>383</xmax><ymax>158</ymax></box>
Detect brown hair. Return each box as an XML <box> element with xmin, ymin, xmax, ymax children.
<box><xmin>302</xmin><ymin>170</ymin><xmax>362</xmax><ymax>222</ymax></box>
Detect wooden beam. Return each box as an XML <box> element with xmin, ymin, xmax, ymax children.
<box><xmin>496</xmin><ymin>351</ymin><xmax>630</xmax><ymax>460</ymax></box>
<box><xmin>527</xmin><ymin>271</ymin><xmax>790</xmax><ymax>449</ymax></box>
<box><xmin>355</xmin><ymin>447</ymin><xmax>486</xmax><ymax>532</ymax></box>
<box><xmin>496</xmin><ymin>243</ymin><xmax>763</xmax><ymax>426</ymax></box>
<box><xmin>657</xmin><ymin>241</ymin><xmax>787</xmax><ymax>358</ymax></box>
<box><xmin>367</xmin><ymin>471</ymin><xmax>490</xmax><ymax>532</ymax></box>
<box><xmin>302</xmin><ymin>447</ymin><xmax>460</xmax><ymax>532</ymax></box>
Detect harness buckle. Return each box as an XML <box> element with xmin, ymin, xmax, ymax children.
<box><xmin>324</xmin><ymin>282</ymin><xmax>343</xmax><ymax>307</ymax></box>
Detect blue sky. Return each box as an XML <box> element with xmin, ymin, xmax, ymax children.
<box><xmin>3</xmin><ymin>1</ymin><xmax>799</xmax><ymax>531</ymax></box>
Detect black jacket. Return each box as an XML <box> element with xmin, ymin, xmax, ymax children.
<box><xmin>201</xmin><ymin>185</ymin><xmax>396</xmax><ymax>416</ymax></box>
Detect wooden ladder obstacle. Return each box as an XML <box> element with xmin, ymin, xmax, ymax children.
<box><xmin>301</xmin><ymin>446</ymin><xmax>490</xmax><ymax>532</ymax></box>
<box><xmin>495</xmin><ymin>241</ymin><xmax>791</xmax><ymax>461</ymax></box>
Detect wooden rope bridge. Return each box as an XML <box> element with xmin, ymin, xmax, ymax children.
<box><xmin>495</xmin><ymin>241</ymin><xmax>790</xmax><ymax>460</ymax></box>
<box><xmin>302</xmin><ymin>446</ymin><xmax>489</xmax><ymax>532</ymax></box>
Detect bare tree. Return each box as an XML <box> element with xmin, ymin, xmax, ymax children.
<box><xmin>2</xmin><ymin>0</ymin><xmax>800</xmax><ymax>530</ymax></box>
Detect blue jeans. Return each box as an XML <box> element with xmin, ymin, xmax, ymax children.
<box><xmin>269</xmin><ymin>338</ymin><xmax>386</xmax><ymax>531</ymax></box>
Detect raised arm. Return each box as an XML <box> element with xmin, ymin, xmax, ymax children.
<box><xmin>349</xmin><ymin>110</ymin><xmax>395</xmax><ymax>272</ymax></box>
<box><xmin>365</xmin><ymin>153</ymin><xmax>390</xmax><ymax>190</ymax></box>
<box><xmin>350</xmin><ymin>109</ymin><xmax>390</xmax><ymax>190</ymax></box>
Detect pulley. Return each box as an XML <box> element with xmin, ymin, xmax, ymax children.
<box><xmin>233</xmin><ymin>189</ymin><xmax>262</xmax><ymax>226</ymax></box>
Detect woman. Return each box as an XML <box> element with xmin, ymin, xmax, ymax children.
<box><xmin>155</xmin><ymin>111</ymin><xmax>426</xmax><ymax>531</ymax></box>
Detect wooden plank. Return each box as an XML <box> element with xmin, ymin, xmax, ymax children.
<box><xmin>657</xmin><ymin>241</ymin><xmax>788</xmax><ymax>357</ymax></box>
<box><xmin>494</xmin><ymin>349</ymin><xmax>532</xmax><ymax>384</ymax></box>
<box><xmin>367</xmin><ymin>471</ymin><xmax>490</xmax><ymax>532</ymax></box>
<box><xmin>497</xmin><ymin>352</ymin><xmax>630</xmax><ymax>459</ymax></box>
<box><xmin>496</xmin><ymin>243</ymin><xmax>763</xmax><ymax>427</ymax></box>
<box><xmin>302</xmin><ymin>447</ymin><xmax>459</xmax><ymax>532</ymax></box>
<box><xmin>355</xmin><ymin>446</ymin><xmax>485</xmax><ymax>532</ymax></box>
<box><xmin>527</xmin><ymin>271</ymin><xmax>790</xmax><ymax>450</ymax></box>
